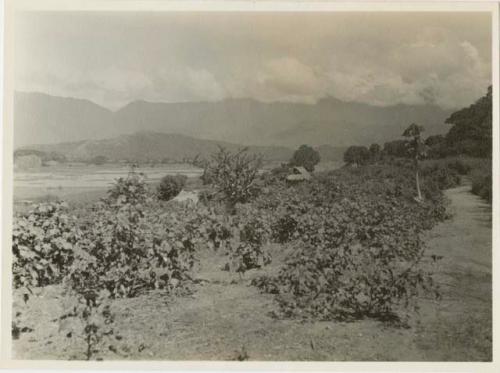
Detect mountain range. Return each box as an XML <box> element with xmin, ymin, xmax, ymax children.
<box><xmin>14</xmin><ymin>92</ymin><xmax>454</xmax><ymax>151</ymax></box>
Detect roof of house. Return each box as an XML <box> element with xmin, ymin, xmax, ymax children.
<box><xmin>286</xmin><ymin>166</ymin><xmax>311</xmax><ymax>181</ymax></box>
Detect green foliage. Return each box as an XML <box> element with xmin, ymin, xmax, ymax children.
<box><xmin>70</xmin><ymin>171</ymin><xmax>197</xmax><ymax>298</ymax></box>
<box><xmin>446</xmin><ymin>160</ymin><xmax>471</xmax><ymax>175</ymax></box>
<box><xmin>253</xmin><ymin>164</ymin><xmax>446</xmax><ymax>322</ymax></box>
<box><xmin>56</xmin><ymin>170</ymin><xmax>201</xmax><ymax>357</ymax></box>
<box><xmin>383</xmin><ymin>140</ymin><xmax>409</xmax><ymax>158</ymax></box>
<box><xmin>343</xmin><ymin>146</ymin><xmax>370</xmax><ymax>166</ymax></box>
<box><xmin>402</xmin><ymin>123</ymin><xmax>426</xmax><ymax>160</ymax></box>
<box><xmin>202</xmin><ymin>207</ymin><xmax>272</xmax><ymax>275</ymax></box>
<box><xmin>157</xmin><ymin>174</ymin><xmax>187</xmax><ymax>201</ymax></box>
<box><xmin>425</xmin><ymin>135</ymin><xmax>448</xmax><ymax>158</ymax></box>
<box><xmin>445</xmin><ymin>86</ymin><xmax>492</xmax><ymax>158</ymax></box>
<box><xmin>12</xmin><ymin>202</ymin><xmax>78</xmax><ymax>290</ymax></box>
<box><xmin>471</xmin><ymin>167</ymin><xmax>492</xmax><ymax>203</ymax></box>
<box><xmin>289</xmin><ymin>145</ymin><xmax>320</xmax><ymax>172</ymax></box>
<box><xmin>228</xmin><ymin>218</ymin><xmax>272</xmax><ymax>274</ymax></box>
<box><xmin>271</xmin><ymin>215</ymin><xmax>299</xmax><ymax>244</ymax></box>
<box><xmin>369</xmin><ymin>143</ymin><xmax>381</xmax><ymax>162</ymax></box>
<box><xmin>59</xmin><ymin>276</ymin><xmax>115</xmax><ymax>360</ymax></box>
<box><xmin>204</xmin><ymin>147</ymin><xmax>262</xmax><ymax>208</ymax></box>
<box><xmin>421</xmin><ymin>164</ymin><xmax>461</xmax><ymax>191</ymax></box>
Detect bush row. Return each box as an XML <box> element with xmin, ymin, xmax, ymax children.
<box><xmin>251</xmin><ymin>163</ymin><xmax>450</xmax><ymax>322</ymax></box>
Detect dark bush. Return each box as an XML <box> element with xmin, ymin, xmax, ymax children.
<box><xmin>271</xmin><ymin>215</ymin><xmax>298</xmax><ymax>243</ymax></box>
<box><xmin>157</xmin><ymin>174</ymin><xmax>187</xmax><ymax>201</ymax></box>
<box><xmin>447</xmin><ymin>160</ymin><xmax>472</xmax><ymax>175</ymax></box>
<box><xmin>471</xmin><ymin>168</ymin><xmax>492</xmax><ymax>203</ymax></box>
<box><xmin>421</xmin><ymin>164</ymin><xmax>461</xmax><ymax>190</ymax></box>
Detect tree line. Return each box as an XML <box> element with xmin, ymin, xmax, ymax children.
<box><xmin>343</xmin><ymin>85</ymin><xmax>492</xmax><ymax>166</ymax></box>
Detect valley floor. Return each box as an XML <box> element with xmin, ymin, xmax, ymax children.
<box><xmin>12</xmin><ymin>184</ymin><xmax>492</xmax><ymax>361</ymax></box>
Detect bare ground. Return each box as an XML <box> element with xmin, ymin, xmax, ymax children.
<box><xmin>12</xmin><ymin>185</ymin><xmax>492</xmax><ymax>361</ymax></box>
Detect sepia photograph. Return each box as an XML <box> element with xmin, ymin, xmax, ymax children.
<box><xmin>1</xmin><ymin>0</ymin><xmax>497</xmax><ymax>365</ymax></box>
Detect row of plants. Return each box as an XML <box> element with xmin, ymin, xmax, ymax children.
<box><xmin>12</xmin><ymin>162</ymin><xmax>276</xmax><ymax>358</ymax></box>
<box><xmin>13</xmin><ymin>145</ymin><xmax>461</xmax><ymax>357</ymax></box>
<box><xmin>250</xmin><ymin>162</ymin><xmax>454</xmax><ymax>323</ymax></box>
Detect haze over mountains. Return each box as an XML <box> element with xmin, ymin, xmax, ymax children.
<box><xmin>15</xmin><ymin>91</ymin><xmax>454</xmax><ymax>161</ymax></box>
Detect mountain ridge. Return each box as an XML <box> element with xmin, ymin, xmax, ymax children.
<box><xmin>14</xmin><ymin>91</ymin><xmax>453</xmax><ymax>149</ymax></box>
<box><xmin>16</xmin><ymin>131</ymin><xmax>304</xmax><ymax>163</ymax></box>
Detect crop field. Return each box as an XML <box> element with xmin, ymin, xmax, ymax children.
<box><xmin>10</xmin><ymin>153</ymin><xmax>492</xmax><ymax>361</ymax></box>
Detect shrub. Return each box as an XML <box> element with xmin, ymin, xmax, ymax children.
<box><xmin>157</xmin><ymin>174</ymin><xmax>187</xmax><ymax>201</ymax></box>
<box><xmin>447</xmin><ymin>160</ymin><xmax>472</xmax><ymax>175</ymax></box>
<box><xmin>12</xmin><ymin>202</ymin><xmax>79</xmax><ymax>290</ymax></box>
<box><xmin>205</xmin><ymin>147</ymin><xmax>262</xmax><ymax>209</ymax></box>
<box><xmin>228</xmin><ymin>217</ymin><xmax>272</xmax><ymax>274</ymax></box>
<box><xmin>471</xmin><ymin>168</ymin><xmax>492</xmax><ymax>203</ymax></box>
<box><xmin>271</xmin><ymin>215</ymin><xmax>298</xmax><ymax>243</ymax></box>
<box><xmin>253</xmin><ymin>164</ymin><xmax>444</xmax><ymax>322</ymax></box>
<box><xmin>421</xmin><ymin>164</ymin><xmax>461</xmax><ymax>191</ymax></box>
<box><xmin>343</xmin><ymin>146</ymin><xmax>370</xmax><ymax>166</ymax></box>
<box><xmin>68</xmin><ymin>170</ymin><xmax>197</xmax><ymax>299</ymax></box>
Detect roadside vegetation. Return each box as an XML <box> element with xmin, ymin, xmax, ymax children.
<box><xmin>11</xmin><ymin>87</ymin><xmax>492</xmax><ymax>360</ymax></box>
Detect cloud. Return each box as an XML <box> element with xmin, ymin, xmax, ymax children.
<box><xmin>223</xmin><ymin>57</ymin><xmax>327</xmax><ymax>103</ymax></box>
<box><xmin>14</xmin><ymin>12</ymin><xmax>492</xmax><ymax>110</ymax></box>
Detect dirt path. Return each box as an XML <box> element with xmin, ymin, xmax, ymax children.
<box><xmin>13</xmin><ymin>185</ymin><xmax>492</xmax><ymax>361</ymax></box>
<box><xmin>412</xmin><ymin>184</ymin><xmax>492</xmax><ymax>361</ymax></box>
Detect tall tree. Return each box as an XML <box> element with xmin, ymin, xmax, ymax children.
<box><xmin>403</xmin><ymin>123</ymin><xmax>426</xmax><ymax>201</ymax></box>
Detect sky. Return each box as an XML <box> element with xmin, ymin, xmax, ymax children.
<box><xmin>14</xmin><ymin>11</ymin><xmax>492</xmax><ymax>110</ymax></box>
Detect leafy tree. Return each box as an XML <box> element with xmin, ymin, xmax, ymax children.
<box><xmin>343</xmin><ymin>146</ymin><xmax>370</xmax><ymax>166</ymax></box>
<box><xmin>383</xmin><ymin>139</ymin><xmax>409</xmax><ymax>158</ymax></box>
<box><xmin>445</xmin><ymin>86</ymin><xmax>492</xmax><ymax>158</ymax></box>
<box><xmin>425</xmin><ymin>135</ymin><xmax>448</xmax><ymax>158</ymax></box>
<box><xmin>402</xmin><ymin>123</ymin><xmax>427</xmax><ymax>201</ymax></box>
<box><xmin>289</xmin><ymin>145</ymin><xmax>320</xmax><ymax>172</ymax></box>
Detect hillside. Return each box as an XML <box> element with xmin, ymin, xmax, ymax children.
<box><xmin>14</xmin><ymin>92</ymin><xmax>453</xmax><ymax>148</ymax></box>
<box><xmin>17</xmin><ymin>131</ymin><xmax>299</xmax><ymax>163</ymax></box>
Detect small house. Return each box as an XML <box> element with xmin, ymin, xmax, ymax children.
<box><xmin>286</xmin><ymin>166</ymin><xmax>311</xmax><ymax>182</ymax></box>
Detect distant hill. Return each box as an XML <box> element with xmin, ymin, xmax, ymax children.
<box><xmin>14</xmin><ymin>92</ymin><xmax>453</xmax><ymax>149</ymax></box>
<box><xmin>17</xmin><ymin>131</ymin><xmax>297</xmax><ymax>163</ymax></box>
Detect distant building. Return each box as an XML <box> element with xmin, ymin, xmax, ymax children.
<box><xmin>286</xmin><ymin>166</ymin><xmax>311</xmax><ymax>182</ymax></box>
